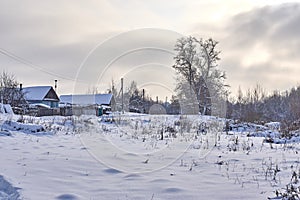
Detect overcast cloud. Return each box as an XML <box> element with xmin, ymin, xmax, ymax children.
<box><xmin>220</xmin><ymin>3</ymin><xmax>300</xmax><ymax>94</ymax></box>
<box><xmin>0</xmin><ymin>0</ymin><xmax>299</xmax><ymax>98</ymax></box>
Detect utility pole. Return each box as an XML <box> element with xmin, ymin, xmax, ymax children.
<box><xmin>142</xmin><ymin>89</ymin><xmax>145</xmax><ymax>113</ymax></box>
<box><xmin>0</xmin><ymin>82</ymin><xmax>3</xmax><ymax>104</ymax></box>
<box><xmin>142</xmin><ymin>89</ymin><xmax>145</xmax><ymax>102</ymax></box>
<box><xmin>121</xmin><ymin>78</ymin><xmax>124</xmax><ymax>113</ymax></box>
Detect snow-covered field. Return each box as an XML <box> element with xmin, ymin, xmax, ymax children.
<box><xmin>1</xmin><ymin>113</ymin><xmax>300</xmax><ymax>200</ymax></box>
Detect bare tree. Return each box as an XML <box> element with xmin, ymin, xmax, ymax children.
<box><xmin>229</xmin><ymin>84</ymin><xmax>300</xmax><ymax>130</ymax></box>
<box><xmin>287</xmin><ymin>86</ymin><xmax>300</xmax><ymax>126</ymax></box>
<box><xmin>263</xmin><ymin>90</ymin><xmax>287</xmax><ymax>122</ymax></box>
<box><xmin>86</xmin><ymin>86</ymin><xmax>99</xmax><ymax>94</ymax></box>
<box><xmin>0</xmin><ymin>71</ymin><xmax>26</xmax><ymax>108</ymax></box>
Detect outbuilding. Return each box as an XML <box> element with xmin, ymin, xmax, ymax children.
<box><xmin>59</xmin><ymin>93</ymin><xmax>114</xmax><ymax>116</ymax></box>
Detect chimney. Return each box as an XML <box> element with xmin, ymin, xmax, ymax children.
<box><xmin>54</xmin><ymin>80</ymin><xmax>57</xmax><ymax>92</ymax></box>
<box><xmin>20</xmin><ymin>83</ymin><xmax>22</xmax><ymax>91</ymax></box>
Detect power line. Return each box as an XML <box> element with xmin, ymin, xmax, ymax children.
<box><xmin>0</xmin><ymin>48</ymin><xmax>85</xmax><ymax>83</ymax></box>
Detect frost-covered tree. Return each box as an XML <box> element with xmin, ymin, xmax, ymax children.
<box><xmin>128</xmin><ymin>81</ymin><xmax>143</xmax><ymax>113</ymax></box>
<box><xmin>173</xmin><ymin>36</ymin><xmax>228</xmax><ymax>115</ymax></box>
<box><xmin>175</xmin><ymin>78</ymin><xmax>199</xmax><ymax>114</ymax></box>
<box><xmin>167</xmin><ymin>95</ymin><xmax>181</xmax><ymax>114</ymax></box>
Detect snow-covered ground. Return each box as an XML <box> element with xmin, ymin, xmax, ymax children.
<box><xmin>1</xmin><ymin>113</ymin><xmax>300</xmax><ymax>199</ymax></box>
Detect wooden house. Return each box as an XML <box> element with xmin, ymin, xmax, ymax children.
<box><xmin>23</xmin><ymin>86</ymin><xmax>59</xmax><ymax>108</ymax></box>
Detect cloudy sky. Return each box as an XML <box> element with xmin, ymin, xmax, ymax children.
<box><xmin>0</xmin><ymin>0</ymin><xmax>299</xmax><ymax>99</ymax></box>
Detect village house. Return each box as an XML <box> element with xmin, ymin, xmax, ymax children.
<box><xmin>22</xmin><ymin>86</ymin><xmax>59</xmax><ymax>108</ymax></box>
<box><xmin>22</xmin><ymin>86</ymin><xmax>60</xmax><ymax>116</ymax></box>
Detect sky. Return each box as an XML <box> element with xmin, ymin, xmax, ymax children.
<box><xmin>0</xmin><ymin>0</ymin><xmax>300</xmax><ymax>100</ymax></box>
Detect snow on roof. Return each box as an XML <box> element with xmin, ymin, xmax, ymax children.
<box><xmin>23</xmin><ymin>86</ymin><xmax>53</xmax><ymax>101</ymax></box>
<box><xmin>95</xmin><ymin>94</ymin><xmax>113</xmax><ymax>105</ymax></box>
<box><xmin>101</xmin><ymin>105</ymin><xmax>111</xmax><ymax>109</ymax></box>
<box><xmin>60</xmin><ymin>94</ymin><xmax>113</xmax><ymax>105</ymax></box>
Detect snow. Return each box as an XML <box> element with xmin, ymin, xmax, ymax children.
<box><xmin>265</xmin><ymin>122</ymin><xmax>281</xmax><ymax>131</ymax></box>
<box><xmin>0</xmin><ymin>175</ymin><xmax>20</xmax><ymax>200</ymax></box>
<box><xmin>4</xmin><ymin>104</ymin><xmax>14</xmax><ymax>114</ymax></box>
<box><xmin>0</xmin><ymin>113</ymin><xmax>300</xmax><ymax>199</ymax></box>
<box><xmin>101</xmin><ymin>105</ymin><xmax>111</xmax><ymax>109</ymax></box>
<box><xmin>1</xmin><ymin>121</ymin><xmax>50</xmax><ymax>135</ymax></box>
<box><xmin>29</xmin><ymin>103</ymin><xmax>51</xmax><ymax>109</ymax></box>
<box><xmin>0</xmin><ymin>104</ymin><xmax>14</xmax><ymax>114</ymax></box>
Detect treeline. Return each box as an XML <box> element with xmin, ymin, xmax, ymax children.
<box><xmin>109</xmin><ymin>80</ymin><xmax>181</xmax><ymax>114</ymax></box>
<box><xmin>227</xmin><ymin>84</ymin><xmax>300</xmax><ymax>129</ymax></box>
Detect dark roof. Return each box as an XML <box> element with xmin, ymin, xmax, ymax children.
<box><xmin>60</xmin><ymin>94</ymin><xmax>113</xmax><ymax>105</ymax></box>
<box><xmin>23</xmin><ymin>86</ymin><xmax>59</xmax><ymax>101</ymax></box>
